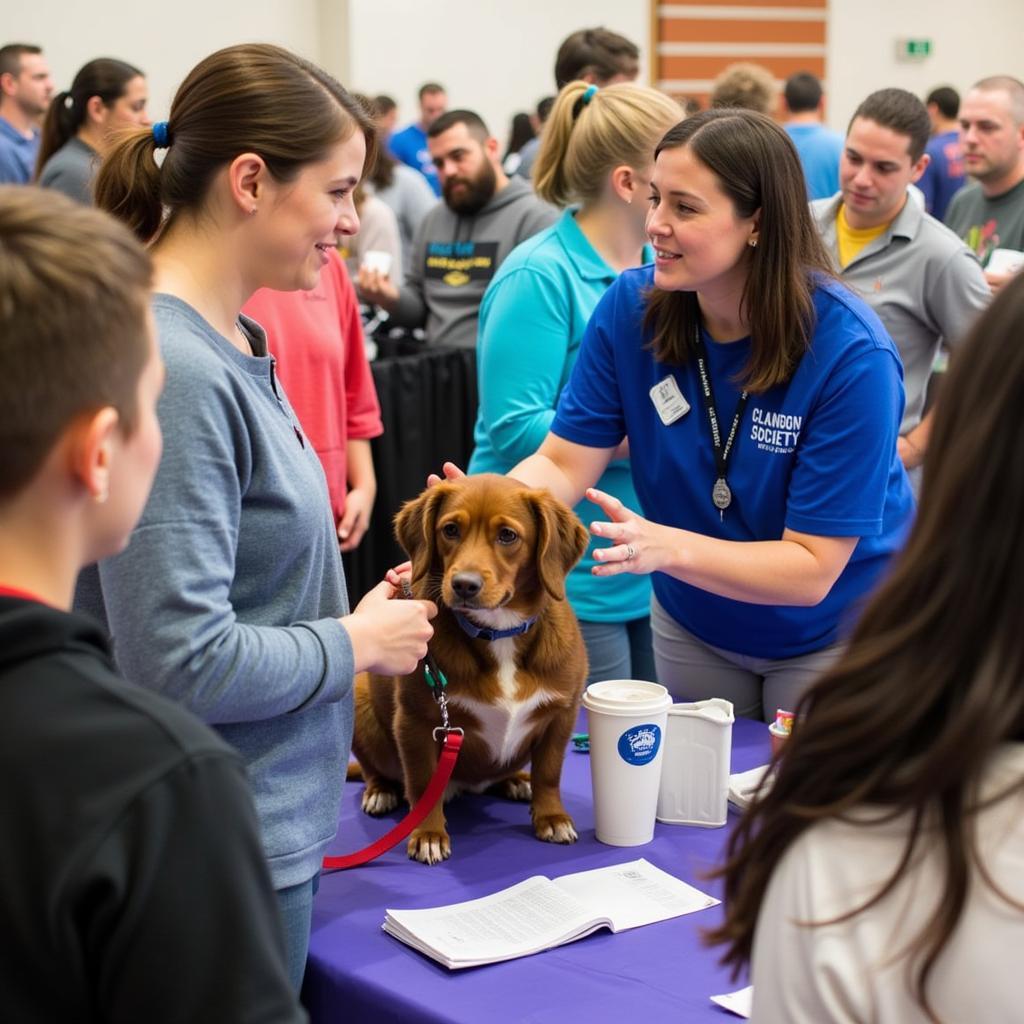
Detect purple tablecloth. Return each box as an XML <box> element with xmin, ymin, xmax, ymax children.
<box><xmin>303</xmin><ymin>715</ymin><xmax>769</xmax><ymax>1023</ymax></box>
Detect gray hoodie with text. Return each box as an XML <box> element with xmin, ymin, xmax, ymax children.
<box><xmin>389</xmin><ymin>175</ymin><xmax>557</xmax><ymax>348</ymax></box>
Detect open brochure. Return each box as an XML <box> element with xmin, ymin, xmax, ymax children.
<box><xmin>728</xmin><ymin>764</ymin><xmax>772</xmax><ymax>812</ymax></box>
<box><xmin>383</xmin><ymin>858</ymin><xmax>718</xmax><ymax>969</ymax></box>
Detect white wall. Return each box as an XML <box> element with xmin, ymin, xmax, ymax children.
<box><xmin>7</xmin><ymin>1</ymin><xmax>1023</xmax><ymax>148</ymax></box>
<box><xmin>346</xmin><ymin>0</ymin><xmax>648</xmax><ymax>149</ymax></box>
<box><xmin>826</xmin><ymin>0</ymin><xmax>1024</xmax><ymax>131</ymax></box>
<box><xmin>6</xmin><ymin>0</ymin><xmax>322</xmax><ymax>121</ymax></box>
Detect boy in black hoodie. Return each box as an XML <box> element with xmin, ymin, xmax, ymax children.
<box><xmin>0</xmin><ymin>186</ymin><xmax>306</xmax><ymax>1023</ymax></box>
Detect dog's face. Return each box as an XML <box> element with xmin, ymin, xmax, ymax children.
<box><xmin>395</xmin><ymin>474</ymin><xmax>588</xmax><ymax>614</ymax></box>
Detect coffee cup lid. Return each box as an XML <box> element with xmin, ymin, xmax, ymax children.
<box><xmin>583</xmin><ymin>679</ymin><xmax>672</xmax><ymax>716</ymax></box>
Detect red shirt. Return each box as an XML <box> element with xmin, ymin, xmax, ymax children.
<box><xmin>244</xmin><ymin>252</ymin><xmax>383</xmax><ymax>524</ymax></box>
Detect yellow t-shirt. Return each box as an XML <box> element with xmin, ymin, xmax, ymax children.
<box><xmin>835</xmin><ymin>205</ymin><xmax>889</xmax><ymax>268</ymax></box>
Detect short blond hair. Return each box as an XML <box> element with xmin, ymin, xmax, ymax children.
<box><xmin>534</xmin><ymin>81</ymin><xmax>682</xmax><ymax>208</ymax></box>
<box><xmin>711</xmin><ymin>63</ymin><xmax>778</xmax><ymax>116</ymax></box>
<box><xmin>0</xmin><ymin>186</ymin><xmax>152</xmax><ymax>499</ymax></box>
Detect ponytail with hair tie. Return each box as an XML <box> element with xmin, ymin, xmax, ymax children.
<box><xmin>571</xmin><ymin>83</ymin><xmax>599</xmax><ymax>121</ymax></box>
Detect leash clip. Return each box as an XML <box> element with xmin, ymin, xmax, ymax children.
<box><xmin>432</xmin><ymin>725</ymin><xmax>465</xmax><ymax>742</ymax></box>
<box><xmin>399</xmin><ymin>575</ymin><xmax>455</xmax><ymax>736</ymax></box>
<box><xmin>434</xmin><ymin>686</ymin><xmax>452</xmax><ymax>732</ymax></box>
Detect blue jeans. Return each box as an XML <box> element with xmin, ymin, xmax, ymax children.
<box><xmin>276</xmin><ymin>873</ymin><xmax>320</xmax><ymax>991</ymax></box>
<box><xmin>579</xmin><ymin>615</ymin><xmax>656</xmax><ymax>686</ymax></box>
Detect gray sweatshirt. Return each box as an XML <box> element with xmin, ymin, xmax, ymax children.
<box><xmin>38</xmin><ymin>136</ymin><xmax>96</xmax><ymax>204</ymax></box>
<box><xmin>76</xmin><ymin>294</ymin><xmax>355</xmax><ymax>890</ymax></box>
<box><xmin>372</xmin><ymin>161</ymin><xmax>438</xmax><ymax>279</ymax></box>
<box><xmin>389</xmin><ymin>175</ymin><xmax>557</xmax><ymax>348</ymax></box>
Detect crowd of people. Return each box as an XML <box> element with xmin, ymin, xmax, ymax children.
<box><xmin>1</xmin><ymin>23</ymin><xmax>1023</xmax><ymax>1023</ymax></box>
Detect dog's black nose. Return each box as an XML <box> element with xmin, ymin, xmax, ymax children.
<box><xmin>451</xmin><ymin>572</ymin><xmax>483</xmax><ymax>601</ymax></box>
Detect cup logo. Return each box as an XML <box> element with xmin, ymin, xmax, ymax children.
<box><xmin>617</xmin><ymin>724</ymin><xmax>662</xmax><ymax>766</ymax></box>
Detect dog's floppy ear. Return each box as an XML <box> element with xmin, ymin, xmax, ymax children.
<box><xmin>528</xmin><ymin>490</ymin><xmax>589</xmax><ymax>601</ymax></box>
<box><xmin>394</xmin><ymin>485</ymin><xmax>450</xmax><ymax>587</ymax></box>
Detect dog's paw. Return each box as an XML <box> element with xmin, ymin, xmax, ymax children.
<box><xmin>408</xmin><ymin>829</ymin><xmax>451</xmax><ymax>865</ymax></box>
<box><xmin>360</xmin><ymin>782</ymin><xmax>400</xmax><ymax>816</ymax></box>
<box><xmin>533</xmin><ymin>813</ymin><xmax>578</xmax><ymax>844</ymax></box>
<box><xmin>491</xmin><ymin>774</ymin><xmax>532</xmax><ymax>802</ymax></box>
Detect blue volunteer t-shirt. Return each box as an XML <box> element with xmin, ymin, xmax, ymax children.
<box><xmin>551</xmin><ymin>266</ymin><xmax>915</xmax><ymax>660</ymax></box>
<box><xmin>388</xmin><ymin>123</ymin><xmax>442</xmax><ymax>197</ymax></box>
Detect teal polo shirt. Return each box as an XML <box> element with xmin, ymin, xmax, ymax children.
<box><xmin>469</xmin><ymin>208</ymin><xmax>652</xmax><ymax>624</ymax></box>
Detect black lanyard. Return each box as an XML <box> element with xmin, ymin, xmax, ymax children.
<box><xmin>692</xmin><ymin>325</ymin><xmax>749</xmax><ymax>519</ymax></box>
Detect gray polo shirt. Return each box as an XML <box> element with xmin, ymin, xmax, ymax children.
<box><xmin>812</xmin><ymin>190</ymin><xmax>990</xmax><ymax>432</ymax></box>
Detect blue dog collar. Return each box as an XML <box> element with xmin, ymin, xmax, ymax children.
<box><xmin>452</xmin><ymin>610</ymin><xmax>538</xmax><ymax>641</ymax></box>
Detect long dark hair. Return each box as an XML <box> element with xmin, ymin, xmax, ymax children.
<box><xmin>34</xmin><ymin>58</ymin><xmax>143</xmax><ymax>178</ymax></box>
<box><xmin>354</xmin><ymin>92</ymin><xmax>395</xmax><ymax>191</ymax></box>
<box><xmin>502</xmin><ymin>112</ymin><xmax>535</xmax><ymax>162</ymax></box>
<box><xmin>708</xmin><ymin>273</ymin><xmax>1024</xmax><ymax>1021</ymax></box>
<box><xmin>643</xmin><ymin>108</ymin><xmax>830</xmax><ymax>392</ymax></box>
<box><xmin>95</xmin><ymin>43</ymin><xmax>376</xmax><ymax>243</ymax></box>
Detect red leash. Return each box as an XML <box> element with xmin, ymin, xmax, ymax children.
<box><xmin>324</xmin><ymin>579</ymin><xmax>462</xmax><ymax>871</ymax></box>
<box><xmin>322</xmin><ymin>727</ymin><xmax>464</xmax><ymax>872</ymax></box>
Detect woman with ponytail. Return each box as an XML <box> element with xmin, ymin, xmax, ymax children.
<box><xmin>35</xmin><ymin>58</ymin><xmax>148</xmax><ymax>203</ymax></box>
<box><xmin>469</xmin><ymin>81</ymin><xmax>680</xmax><ymax>686</ymax></box>
<box><xmin>78</xmin><ymin>43</ymin><xmax>436</xmax><ymax>989</ymax></box>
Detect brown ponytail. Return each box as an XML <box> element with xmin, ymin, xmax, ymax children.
<box><xmin>35</xmin><ymin>58</ymin><xmax>143</xmax><ymax>179</ymax></box>
<box><xmin>95</xmin><ymin>43</ymin><xmax>376</xmax><ymax>244</ymax></box>
<box><xmin>94</xmin><ymin>127</ymin><xmax>164</xmax><ymax>242</ymax></box>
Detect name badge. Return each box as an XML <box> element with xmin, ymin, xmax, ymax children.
<box><xmin>649</xmin><ymin>376</ymin><xmax>690</xmax><ymax>425</ymax></box>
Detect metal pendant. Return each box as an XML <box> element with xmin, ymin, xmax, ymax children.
<box><xmin>712</xmin><ymin>477</ymin><xmax>732</xmax><ymax>511</ymax></box>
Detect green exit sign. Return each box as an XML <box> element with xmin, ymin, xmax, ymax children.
<box><xmin>896</xmin><ymin>38</ymin><xmax>932</xmax><ymax>60</ymax></box>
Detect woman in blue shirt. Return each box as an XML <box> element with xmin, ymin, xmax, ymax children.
<box><xmin>469</xmin><ymin>80</ymin><xmax>680</xmax><ymax>687</ymax></box>
<box><xmin>493</xmin><ymin>108</ymin><xmax>915</xmax><ymax>721</ymax></box>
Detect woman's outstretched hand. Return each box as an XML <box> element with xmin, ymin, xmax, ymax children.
<box><xmin>426</xmin><ymin>462</ymin><xmax>465</xmax><ymax>487</ymax></box>
<box><xmin>587</xmin><ymin>487</ymin><xmax>672</xmax><ymax>576</ymax></box>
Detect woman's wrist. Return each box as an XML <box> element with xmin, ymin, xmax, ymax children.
<box><xmin>338</xmin><ymin>611</ymin><xmax>377</xmax><ymax>674</ymax></box>
<box><xmin>898</xmin><ymin>434</ymin><xmax>924</xmax><ymax>470</ymax></box>
<box><xmin>658</xmin><ymin>523</ymin><xmax>693</xmax><ymax>578</ymax></box>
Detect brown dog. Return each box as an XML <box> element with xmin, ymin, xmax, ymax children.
<box><xmin>351</xmin><ymin>473</ymin><xmax>589</xmax><ymax>865</ymax></box>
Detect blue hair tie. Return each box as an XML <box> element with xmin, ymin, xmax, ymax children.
<box><xmin>572</xmin><ymin>84</ymin><xmax>600</xmax><ymax>122</ymax></box>
<box><xmin>152</xmin><ymin>121</ymin><xmax>170</xmax><ymax>148</ymax></box>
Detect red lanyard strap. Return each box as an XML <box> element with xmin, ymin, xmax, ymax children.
<box><xmin>322</xmin><ymin>729</ymin><xmax>464</xmax><ymax>872</ymax></box>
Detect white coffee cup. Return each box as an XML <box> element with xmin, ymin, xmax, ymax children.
<box><xmin>582</xmin><ymin>679</ymin><xmax>673</xmax><ymax>846</ymax></box>
<box><xmin>656</xmin><ymin>698</ymin><xmax>734</xmax><ymax>828</ymax></box>
<box><xmin>361</xmin><ymin>249</ymin><xmax>393</xmax><ymax>276</ymax></box>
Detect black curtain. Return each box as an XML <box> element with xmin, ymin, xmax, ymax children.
<box><xmin>342</xmin><ymin>338</ymin><xmax>478</xmax><ymax>604</ymax></box>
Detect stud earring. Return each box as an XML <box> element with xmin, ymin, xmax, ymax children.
<box><xmin>748</xmin><ymin>238</ymin><xmax>758</xmax><ymax>248</ymax></box>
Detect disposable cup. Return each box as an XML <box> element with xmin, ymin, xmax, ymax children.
<box><xmin>582</xmin><ymin>679</ymin><xmax>672</xmax><ymax>846</ymax></box>
<box><xmin>769</xmin><ymin>722</ymin><xmax>789</xmax><ymax>758</ymax></box>
<box><xmin>656</xmin><ymin>698</ymin><xmax>734</xmax><ymax>828</ymax></box>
